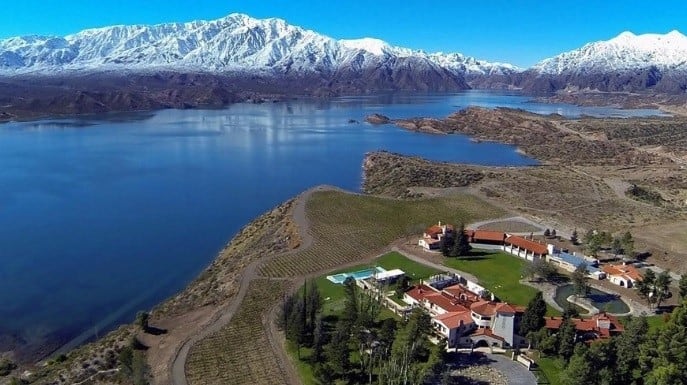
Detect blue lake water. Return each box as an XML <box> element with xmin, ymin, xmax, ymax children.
<box><xmin>0</xmin><ymin>91</ymin><xmax>664</xmax><ymax>356</ymax></box>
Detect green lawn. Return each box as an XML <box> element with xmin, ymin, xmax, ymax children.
<box><xmin>443</xmin><ymin>250</ymin><xmax>559</xmax><ymax>314</ymax></box>
<box><xmin>619</xmin><ymin>314</ymin><xmax>668</xmax><ymax>333</ymax></box>
<box><xmin>313</xmin><ymin>252</ymin><xmax>439</xmax><ymax>315</ymax></box>
<box><xmin>536</xmin><ymin>356</ymin><xmax>564</xmax><ymax>385</ymax></box>
<box><xmin>286</xmin><ymin>342</ymin><xmax>316</xmax><ymax>385</ymax></box>
<box><xmin>376</xmin><ymin>251</ymin><xmax>441</xmax><ymax>283</ymax></box>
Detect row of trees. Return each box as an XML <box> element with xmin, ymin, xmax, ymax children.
<box><xmin>280</xmin><ymin>278</ymin><xmax>446</xmax><ymax>384</ymax></box>
<box><xmin>440</xmin><ymin>223</ymin><xmax>471</xmax><ymax>258</ymax></box>
<box><xmin>578</xmin><ymin>229</ymin><xmax>635</xmax><ymax>257</ymax></box>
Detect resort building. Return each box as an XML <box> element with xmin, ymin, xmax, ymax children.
<box><xmin>503</xmin><ymin>235</ymin><xmax>548</xmax><ymax>261</ymax></box>
<box><xmin>403</xmin><ymin>282</ymin><xmax>527</xmax><ymax>349</ymax></box>
<box><xmin>546</xmin><ymin>245</ymin><xmax>604</xmax><ymax>279</ymax></box>
<box><xmin>418</xmin><ymin>221</ymin><xmax>455</xmax><ymax>251</ymax></box>
<box><xmin>602</xmin><ymin>264</ymin><xmax>643</xmax><ymax>288</ymax></box>
<box><xmin>545</xmin><ymin>313</ymin><xmax>624</xmax><ymax>342</ymax></box>
<box><xmin>466</xmin><ymin>229</ymin><xmax>506</xmax><ymax>245</ymax></box>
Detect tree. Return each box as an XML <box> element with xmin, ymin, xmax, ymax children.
<box><xmin>561</xmin><ymin>344</ymin><xmax>594</xmax><ymax>385</ymax></box>
<box><xmin>571</xmin><ymin>263</ymin><xmax>589</xmax><ymax>298</ymax></box>
<box><xmin>562</xmin><ymin>303</ymin><xmax>580</xmax><ymax>319</ymax></box>
<box><xmin>395</xmin><ymin>276</ymin><xmax>411</xmax><ymax>297</ymax></box>
<box><xmin>379</xmin><ymin>318</ymin><xmax>398</xmax><ymax>358</ymax></box>
<box><xmin>135</xmin><ymin>311</ymin><xmax>149</xmax><ymax>332</ymax></box>
<box><xmin>544</xmin><ymin>228</ymin><xmax>551</xmax><ymax>237</ymax></box>
<box><xmin>551</xmin><ymin>229</ymin><xmax>557</xmax><ymax>238</ymax></box>
<box><xmin>306</xmin><ymin>281</ymin><xmax>322</xmax><ymax>334</ymax></box>
<box><xmin>611</xmin><ymin>237</ymin><xmax>623</xmax><ymax>256</ymax></box>
<box><xmin>640</xmin><ymin>302</ymin><xmax>687</xmax><ymax>385</ymax></box>
<box><xmin>340</xmin><ymin>277</ymin><xmax>359</xmax><ymax>329</ymax></box>
<box><xmin>287</xmin><ymin>299</ymin><xmax>307</xmax><ymax>358</ymax></box>
<box><xmin>570</xmin><ymin>229</ymin><xmax>578</xmax><ymax>244</ymax></box>
<box><xmin>324</xmin><ymin>325</ymin><xmax>351</xmax><ymax>379</ymax></box>
<box><xmin>520</xmin><ymin>291</ymin><xmax>547</xmax><ymax>337</ymax></box>
<box><xmin>587</xmin><ymin>339</ymin><xmax>617</xmax><ymax>385</ymax></box>
<box><xmin>621</xmin><ymin>231</ymin><xmax>635</xmax><ymax>258</ymax></box>
<box><xmin>277</xmin><ymin>293</ymin><xmax>296</xmax><ymax>331</ymax></box>
<box><xmin>615</xmin><ymin>316</ymin><xmax>649</xmax><ymax>384</ymax></box>
<box><xmin>312</xmin><ymin>316</ymin><xmax>325</xmax><ymax>363</ymax></box>
<box><xmin>558</xmin><ymin>317</ymin><xmax>577</xmax><ymax>361</ymax></box>
<box><xmin>526</xmin><ymin>328</ymin><xmax>550</xmax><ymax>350</ymax></box>
<box><xmin>679</xmin><ymin>274</ymin><xmax>687</xmax><ymax>300</ymax></box>
<box><xmin>440</xmin><ymin>235</ymin><xmax>451</xmax><ymax>257</ymax></box>
<box><xmin>654</xmin><ymin>271</ymin><xmax>672</xmax><ymax>309</ymax></box>
<box><xmin>450</xmin><ymin>223</ymin><xmax>471</xmax><ymax>257</ymax></box>
<box><xmin>523</xmin><ymin>259</ymin><xmax>557</xmax><ymax>282</ymax></box>
<box><xmin>637</xmin><ymin>269</ymin><xmax>657</xmax><ymax>309</ymax></box>
<box><xmin>585</xmin><ymin>236</ymin><xmax>601</xmax><ymax>256</ymax></box>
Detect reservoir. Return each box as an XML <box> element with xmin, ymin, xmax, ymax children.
<box><xmin>0</xmin><ymin>91</ymin><xmax>663</xmax><ymax>357</ymax></box>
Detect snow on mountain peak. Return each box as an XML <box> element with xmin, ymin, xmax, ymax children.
<box><xmin>340</xmin><ymin>38</ymin><xmax>390</xmax><ymax>56</ymax></box>
<box><xmin>534</xmin><ymin>30</ymin><xmax>687</xmax><ymax>74</ymax></box>
<box><xmin>0</xmin><ymin>13</ymin><xmax>516</xmax><ymax>78</ymax></box>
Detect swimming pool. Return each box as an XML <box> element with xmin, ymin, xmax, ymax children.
<box><xmin>327</xmin><ymin>267</ymin><xmax>387</xmax><ymax>284</ymax></box>
<box><xmin>554</xmin><ymin>284</ymin><xmax>630</xmax><ymax>314</ymax></box>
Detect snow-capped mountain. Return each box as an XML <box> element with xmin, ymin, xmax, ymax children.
<box><xmin>0</xmin><ymin>13</ymin><xmax>516</xmax><ymax>80</ymax></box>
<box><xmin>533</xmin><ymin>30</ymin><xmax>687</xmax><ymax>74</ymax></box>
<box><xmin>522</xmin><ymin>31</ymin><xmax>687</xmax><ymax>93</ymax></box>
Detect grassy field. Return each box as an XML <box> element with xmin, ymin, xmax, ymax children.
<box><xmin>186</xmin><ymin>279</ymin><xmax>289</xmax><ymax>385</ymax></box>
<box><xmin>259</xmin><ymin>191</ymin><xmax>505</xmax><ymax>278</ymax></box>
<box><xmin>443</xmin><ymin>250</ymin><xmax>559</xmax><ymax>314</ymax></box>
<box><xmin>443</xmin><ymin>251</ymin><xmax>536</xmax><ymax>305</ymax></box>
<box><xmin>536</xmin><ymin>356</ymin><xmax>564</xmax><ymax>385</ymax></box>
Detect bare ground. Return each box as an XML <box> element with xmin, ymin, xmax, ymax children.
<box><xmin>363</xmin><ymin>107</ymin><xmax>687</xmax><ymax>274</ymax></box>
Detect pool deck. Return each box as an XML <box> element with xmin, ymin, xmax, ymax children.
<box><xmin>326</xmin><ymin>266</ymin><xmax>387</xmax><ymax>284</ymax></box>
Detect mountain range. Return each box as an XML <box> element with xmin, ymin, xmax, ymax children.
<box><xmin>0</xmin><ymin>13</ymin><xmax>685</xmax><ymax>119</ymax></box>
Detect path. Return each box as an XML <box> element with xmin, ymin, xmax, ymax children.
<box><xmin>488</xmin><ymin>355</ymin><xmax>537</xmax><ymax>385</ymax></box>
<box><xmin>170</xmin><ymin>185</ymin><xmax>330</xmax><ymax>385</ymax></box>
<box><xmin>468</xmin><ymin>216</ymin><xmax>547</xmax><ymax>236</ymax></box>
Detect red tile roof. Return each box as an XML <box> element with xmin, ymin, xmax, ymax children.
<box><xmin>544</xmin><ymin>313</ymin><xmax>624</xmax><ymax>339</ymax></box>
<box><xmin>602</xmin><ymin>264</ymin><xmax>643</xmax><ymax>282</ymax></box>
<box><xmin>425</xmin><ymin>225</ymin><xmax>443</xmax><ymax>237</ymax></box>
<box><xmin>443</xmin><ymin>284</ymin><xmax>481</xmax><ymax>303</ymax></box>
<box><xmin>470</xmin><ymin>328</ymin><xmax>506</xmax><ymax>342</ymax></box>
<box><xmin>505</xmin><ymin>235</ymin><xmax>548</xmax><ymax>255</ymax></box>
<box><xmin>425</xmin><ymin>292</ymin><xmax>469</xmax><ymax>313</ymax></box>
<box><xmin>434</xmin><ymin>311</ymin><xmax>474</xmax><ymax>329</ymax></box>
<box><xmin>470</xmin><ymin>300</ymin><xmax>516</xmax><ymax>316</ymax></box>
<box><xmin>466</xmin><ymin>229</ymin><xmax>506</xmax><ymax>243</ymax></box>
<box><xmin>404</xmin><ymin>284</ymin><xmax>437</xmax><ymax>302</ymax></box>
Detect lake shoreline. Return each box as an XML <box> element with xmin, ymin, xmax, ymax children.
<box><xmin>1</xmin><ymin>92</ymin><xmax>680</xmax><ymax>374</ymax></box>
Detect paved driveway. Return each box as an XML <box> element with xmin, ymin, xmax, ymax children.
<box><xmin>488</xmin><ymin>354</ymin><xmax>537</xmax><ymax>385</ymax></box>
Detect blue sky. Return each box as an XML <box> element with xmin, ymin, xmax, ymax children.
<box><xmin>2</xmin><ymin>0</ymin><xmax>685</xmax><ymax>67</ymax></box>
